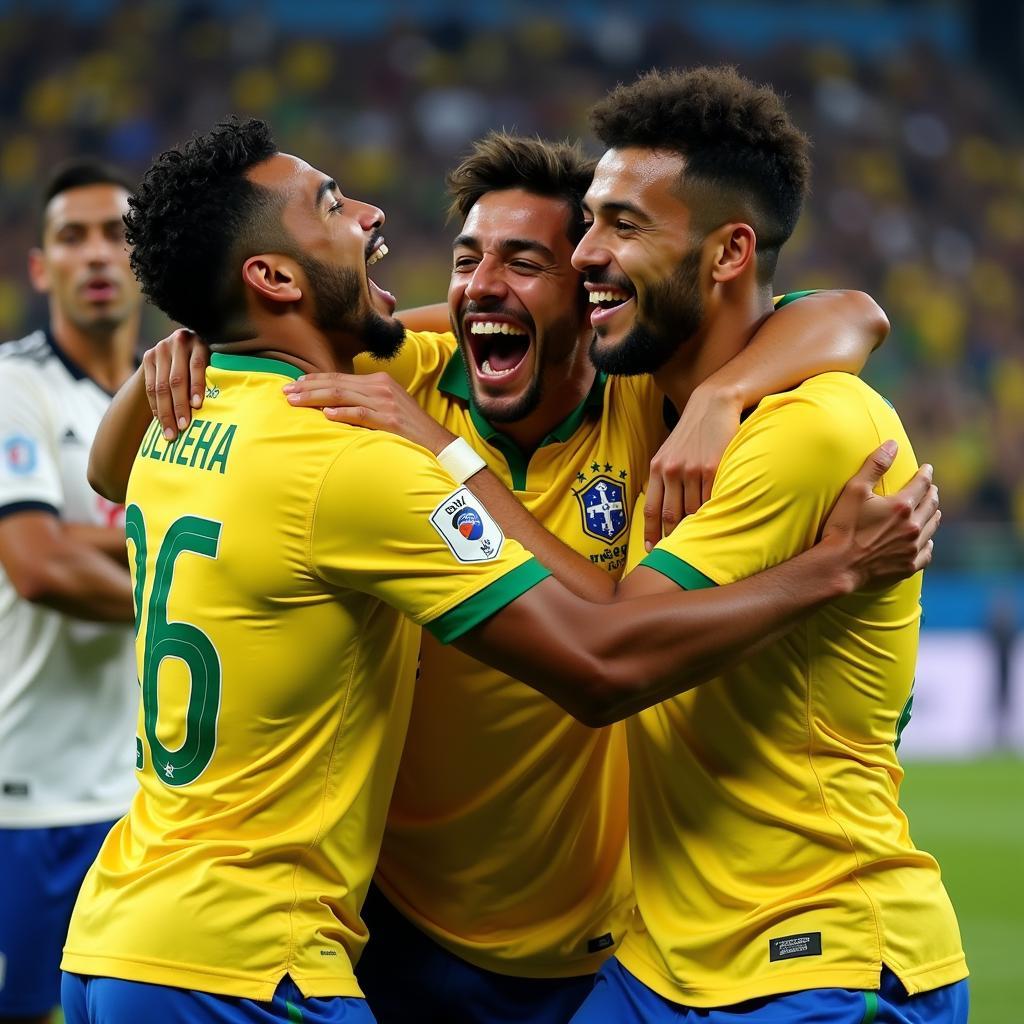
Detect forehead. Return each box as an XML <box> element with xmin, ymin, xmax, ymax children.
<box><xmin>586</xmin><ymin>147</ymin><xmax>688</xmax><ymax>214</ymax></box>
<box><xmin>461</xmin><ymin>189</ymin><xmax>574</xmax><ymax>251</ymax></box>
<box><xmin>44</xmin><ymin>183</ymin><xmax>130</xmax><ymax>231</ymax></box>
<box><xmin>246</xmin><ymin>151</ymin><xmax>321</xmax><ymax>199</ymax></box>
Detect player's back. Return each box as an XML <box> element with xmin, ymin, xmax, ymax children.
<box><xmin>63</xmin><ymin>353</ymin><xmax>420</xmax><ymax>999</ymax></box>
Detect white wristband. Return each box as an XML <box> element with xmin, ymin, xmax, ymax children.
<box><xmin>437</xmin><ymin>436</ymin><xmax>487</xmax><ymax>484</ymax></box>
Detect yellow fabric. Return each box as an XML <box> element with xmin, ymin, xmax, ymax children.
<box><xmin>62</xmin><ymin>354</ymin><xmax>542</xmax><ymax>999</ymax></box>
<box><xmin>620</xmin><ymin>373</ymin><xmax>966</xmax><ymax>1006</ymax></box>
<box><xmin>362</xmin><ymin>331</ymin><xmax>667</xmax><ymax>976</ymax></box>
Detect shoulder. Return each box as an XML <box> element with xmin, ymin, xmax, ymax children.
<box><xmin>0</xmin><ymin>331</ymin><xmax>51</xmax><ymax>376</ymax></box>
<box><xmin>358</xmin><ymin>330</ymin><xmax>458</xmax><ymax>392</ymax></box>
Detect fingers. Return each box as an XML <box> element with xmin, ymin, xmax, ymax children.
<box><xmin>189</xmin><ymin>339</ymin><xmax>209</xmax><ymax>409</ymax></box>
<box><xmin>168</xmin><ymin>332</ymin><xmax>195</xmax><ymax>433</ymax></box>
<box><xmin>148</xmin><ymin>339</ymin><xmax>179</xmax><ymax>440</ymax></box>
<box><xmin>898</xmin><ymin>464</ymin><xmax>935</xmax><ymax>512</ymax></box>
<box><xmin>700</xmin><ymin>467</ymin><xmax>715</xmax><ymax>508</ymax></box>
<box><xmin>853</xmin><ymin>439</ymin><xmax>898</xmax><ymax>491</ymax></box>
<box><xmin>643</xmin><ymin>474</ymin><xmax>665</xmax><ymax>553</ymax></box>
<box><xmin>286</xmin><ymin>385</ymin><xmax>364</xmax><ymax>409</ymax></box>
<box><xmin>918</xmin><ymin>507</ymin><xmax>941</xmax><ymax>546</ymax></box>
<box><xmin>662</xmin><ymin>472</ymin><xmax>683</xmax><ymax>535</ymax></box>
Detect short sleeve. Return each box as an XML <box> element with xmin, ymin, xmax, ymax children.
<box><xmin>0</xmin><ymin>364</ymin><xmax>63</xmax><ymax>520</ymax></box>
<box><xmin>643</xmin><ymin>378</ymin><xmax>890</xmax><ymax>588</ymax></box>
<box><xmin>309</xmin><ymin>431</ymin><xmax>550</xmax><ymax>642</ymax></box>
<box><xmin>353</xmin><ymin>331</ymin><xmax>454</xmax><ymax>395</ymax></box>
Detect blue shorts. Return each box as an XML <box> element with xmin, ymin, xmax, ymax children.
<box><xmin>570</xmin><ymin>958</ymin><xmax>969</xmax><ymax>1023</ymax></box>
<box><xmin>0</xmin><ymin>819</ymin><xmax>115</xmax><ymax>1017</ymax></box>
<box><xmin>357</xmin><ymin>883</ymin><xmax>596</xmax><ymax>1024</ymax></box>
<box><xmin>61</xmin><ymin>973</ymin><xmax>375</xmax><ymax>1024</ymax></box>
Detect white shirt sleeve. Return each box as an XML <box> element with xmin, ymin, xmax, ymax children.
<box><xmin>0</xmin><ymin>364</ymin><xmax>63</xmax><ymax>517</ymax></box>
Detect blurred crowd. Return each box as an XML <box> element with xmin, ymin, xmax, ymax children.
<box><xmin>0</xmin><ymin>2</ymin><xmax>1021</xmax><ymax>533</ymax></box>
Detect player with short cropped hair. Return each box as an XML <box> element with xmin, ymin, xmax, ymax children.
<box><xmin>0</xmin><ymin>158</ymin><xmax>140</xmax><ymax>1024</ymax></box>
<box><xmin>108</xmin><ymin>129</ymin><xmax>938</xmax><ymax>1024</ymax></box>
<box><xmin>563</xmin><ymin>66</ymin><xmax>968</xmax><ymax>1023</ymax></box>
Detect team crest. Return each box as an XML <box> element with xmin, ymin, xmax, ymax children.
<box><xmin>2</xmin><ymin>434</ymin><xmax>37</xmax><ymax>476</ymax></box>
<box><xmin>430</xmin><ymin>486</ymin><xmax>504</xmax><ymax>562</ymax></box>
<box><xmin>577</xmin><ymin>475</ymin><xmax>628</xmax><ymax>543</ymax></box>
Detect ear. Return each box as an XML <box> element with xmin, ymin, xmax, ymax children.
<box><xmin>27</xmin><ymin>248</ymin><xmax>49</xmax><ymax>295</ymax></box>
<box><xmin>242</xmin><ymin>254</ymin><xmax>303</xmax><ymax>306</ymax></box>
<box><xmin>709</xmin><ymin>223</ymin><xmax>756</xmax><ymax>284</ymax></box>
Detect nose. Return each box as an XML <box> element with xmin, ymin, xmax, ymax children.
<box><xmin>355</xmin><ymin>202</ymin><xmax>385</xmax><ymax>233</ymax></box>
<box><xmin>83</xmin><ymin>228</ymin><xmax>117</xmax><ymax>265</ymax></box>
<box><xmin>571</xmin><ymin>227</ymin><xmax>606</xmax><ymax>274</ymax></box>
<box><xmin>465</xmin><ymin>255</ymin><xmax>507</xmax><ymax>304</ymax></box>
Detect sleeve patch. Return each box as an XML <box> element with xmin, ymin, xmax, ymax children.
<box><xmin>429</xmin><ymin>486</ymin><xmax>504</xmax><ymax>563</ymax></box>
<box><xmin>2</xmin><ymin>434</ymin><xmax>38</xmax><ymax>476</ymax></box>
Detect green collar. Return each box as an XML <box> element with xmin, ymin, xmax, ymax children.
<box><xmin>438</xmin><ymin>346</ymin><xmax>607</xmax><ymax>489</ymax></box>
<box><xmin>209</xmin><ymin>352</ymin><xmax>305</xmax><ymax>381</ymax></box>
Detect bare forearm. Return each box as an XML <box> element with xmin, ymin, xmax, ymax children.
<box><xmin>703</xmin><ymin>290</ymin><xmax>888</xmax><ymax>410</ymax></box>
<box><xmin>88</xmin><ymin>366</ymin><xmax>152</xmax><ymax>503</ymax></box>
<box><xmin>459</xmin><ymin>537</ymin><xmax>853</xmax><ymax>725</ymax></box>
<box><xmin>21</xmin><ymin>545</ymin><xmax>134</xmax><ymax>622</ymax></box>
<box><xmin>64</xmin><ymin>523</ymin><xmax>129</xmax><ymax>567</ymax></box>
<box><xmin>467</xmin><ymin>468</ymin><xmax>616</xmax><ymax>601</ymax></box>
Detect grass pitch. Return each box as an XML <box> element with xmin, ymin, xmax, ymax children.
<box><xmin>899</xmin><ymin>755</ymin><xmax>1024</xmax><ymax>1023</ymax></box>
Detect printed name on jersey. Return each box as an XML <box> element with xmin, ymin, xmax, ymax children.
<box><xmin>574</xmin><ymin>466</ymin><xmax>629</xmax><ymax>544</ymax></box>
<box><xmin>2</xmin><ymin>434</ymin><xmax>38</xmax><ymax>475</ymax></box>
<box><xmin>429</xmin><ymin>487</ymin><xmax>504</xmax><ymax>562</ymax></box>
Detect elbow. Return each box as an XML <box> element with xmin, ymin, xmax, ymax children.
<box><xmin>569</xmin><ymin>657</ymin><xmax>640</xmax><ymax>728</ymax></box>
<box><xmin>87</xmin><ymin>456</ymin><xmax>126</xmax><ymax>505</ymax></box>
<box><xmin>10</xmin><ymin>563</ymin><xmax>62</xmax><ymax>606</ymax></box>
<box><xmin>845</xmin><ymin>290</ymin><xmax>890</xmax><ymax>350</ymax></box>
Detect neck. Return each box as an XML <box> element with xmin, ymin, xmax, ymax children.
<box><xmin>653</xmin><ymin>285</ymin><xmax>773</xmax><ymax>412</ymax></box>
<box><xmin>49</xmin><ymin>305</ymin><xmax>139</xmax><ymax>392</ymax></box>
<box><xmin>211</xmin><ymin>322</ymin><xmax>357</xmax><ymax>375</ymax></box>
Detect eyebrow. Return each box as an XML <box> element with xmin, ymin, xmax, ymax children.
<box><xmin>315</xmin><ymin>178</ymin><xmax>338</xmax><ymax>208</ymax></box>
<box><xmin>453</xmin><ymin>234</ymin><xmax>556</xmax><ymax>262</ymax></box>
<box><xmin>583</xmin><ymin>199</ymin><xmax>649</xmax><ymax>221</ymax></box>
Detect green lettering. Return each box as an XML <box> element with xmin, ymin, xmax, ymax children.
<box><xmin>188</xmin><ymin>420</ymin><xmax>211</xmax><ymax>467</ymax></box>
<box><xmin>175</xmin><ymin>419</ymin><xmax>200</xmax><ymax>465</ymax></box>
<box><xmin>206</xmin><ymin>423</ymin><xmax>236</xmax><ymax>475</ymax></box>
<box><xmin>161</xmin><ymin>431</ymin><xmax>183</xmax><ymax>463</ymax></box>
<box><xmin>139</xmin><ymin>420</ymin><xmax>159</xmax><ymax>458</ymax></box>
<box><xmin>149</xmin><ymin>426</ymin><xmax>165</xmax><ymax>461</ymax></box>
<box><xmin>194</xmin><ymin>421</ymin><xmax>222</xmax><ymax>470</ymax></box>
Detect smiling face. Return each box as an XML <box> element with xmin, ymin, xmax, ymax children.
<box><xmin>448</xmin><ymin>188</ymin><xmax>588</xmax><ymax>423</ymax></box>
<box><xmin>247</xmin><ymin>152</ymin><xmax>404</xmax><ymax>357</ymax></box>
<box><xmin>31</xmin><ymin>183</ymin><xmax>141</xmax><ymax>334</ymax></box>
<box><xmin>573</xmin><ymin>147</ymin><xmax>708</xmax><ymax>375</ymax></box>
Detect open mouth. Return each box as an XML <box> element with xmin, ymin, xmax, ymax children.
<box><xmin>366</xmin><ymin>237</ymin><xmax>396</xmax><ymax>315</ymax></box>
<box><xmin>82</xmin><ymin>277</ymin><xmax>118</xmax><ymax>303</ymax></box>
<box><xmin>586</xmin><ymin>283</ymin><xmax>635</xmax><ymax>326</ymax></box>
<box><xmin>464</xmin><ymin>316</ymin><xmax>532</xmax><ymax>382</ymax></box>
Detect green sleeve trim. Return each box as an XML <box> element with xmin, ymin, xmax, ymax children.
<box><xmin>426</xmin><ymin>557</ymin><xmax>551</xmax><ymax>644</ymax></box>
<box><xmin>860</xmin><ymin>990</ymin><xmax>879</xmax><ymax>1024</ymax></box>
<box><xmin>641</xmin><ymin>549</ymin><xmax>718</xmax><ymax>591</ymax></box>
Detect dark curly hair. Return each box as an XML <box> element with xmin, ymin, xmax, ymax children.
<box><xmin>590</xmin><ymin>66</ymin><xmax>811</xmax><ymax>282</ymax></box>
<box><xmin>447</xmin><ymin>132</ymin><xmax>596</xmax><ymax>245</ymax></box>
<box><xmin>125</xmin><ymin>118</ymin><xmax>284</xmax><ymax>341</ymax></box>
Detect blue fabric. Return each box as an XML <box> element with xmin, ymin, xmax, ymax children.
<box><xmin>0</xmin><ymin>820</ymin><xmax>114</xmax><ymax>1017</ymax></box>
<box><xmin>357</xmin><ymin>883</ymin><xmax>596</xmax><ymax>1024</ymax></box>
<box><xmin>569</xmin><ymin>958</ymin><xmax>969</xmax><ymax>1023</ymax></box>
<box><xmin>61</xmin><ymin>973</ymin><xmax>376</xmax><ymax>1024</ymax></box>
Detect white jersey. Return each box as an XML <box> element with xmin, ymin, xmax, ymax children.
<box><xmin>0</xmin><ymin>330</ymin><xmax>138</xmax><ymax>828</ymax></box>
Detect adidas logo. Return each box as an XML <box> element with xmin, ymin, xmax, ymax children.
<box><xmin>61</xmin><ymin>427</ymin><xmax>82</xmax><ymax>444</ymax></box>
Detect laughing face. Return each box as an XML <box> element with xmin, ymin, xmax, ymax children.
<box><xmin>448</xmin><ymin>188</ymin><xmax>588</xmax><ymax>424</ymax></box>
<box><xmin>573</xmin><ymin>148</ymin><xmax>707</xmax><ymax>375</ymax></box>
<box><xmin>248</xmin><ymin>153</ymin><xmax>405</xmax><ymax>357</ymax></box>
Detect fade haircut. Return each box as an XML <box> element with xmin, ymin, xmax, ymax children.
<box><xmin>446</xmin><ymin>132</ymin><xmax>596</xmax><ymax>245</ymax></box>
<box><xmin>38</xmin><ymin>157</ymin><xmax>135</xmax><ymax>240</ymax></box>
<box><xmin>125</xmin><ymin>118</ymin><xmax>285</xmax><ymax>343</ymax></box>
<box><xmin>589</xmin><ymin>66</ymin><xmax>811</xmax><ymax>283</ymax></box>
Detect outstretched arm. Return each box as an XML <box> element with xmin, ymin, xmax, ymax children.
<box><xmin>644</xmin><ymin>290</ymin><xmax>889</xmax><ymax>546</ymax></box>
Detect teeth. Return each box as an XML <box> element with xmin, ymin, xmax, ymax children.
<box><xmin>469</xmin><ymin>321</ymin><xmax>527</xmax><ymax>335</ymax></box>
<box><xmin>480</xmin><ymin>358</ymin><xmax>517</xmax><ymax>378</ymax></box>
<box><xmin>367</xmin><ymin>243</ymin><xmax>389</xmax><ymax>267</ymax></box>
<box><xmin>589</xmin><ymin>290</ymin><xmax>629</xmax><ymax>304</ymax></box>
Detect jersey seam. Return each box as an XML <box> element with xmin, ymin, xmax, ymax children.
<box><xmin>303</xmin><ymin>437</ymin><xmax>363</xmax><ymax>582</ymax></box>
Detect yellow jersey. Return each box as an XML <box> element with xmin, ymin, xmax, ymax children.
<box><xmin>62</xmin><ymin>352</ymin><xmax>548</xmax><ymax>999</ymax></box>
<box><xmin>356</xmin><ymin>331</ymin><xmax>667</xmax><ymax>977</ymax></box>
<box><xmin>618</xmin><ymin>373</ymin><xmax>966</xmax><ymax>1006</ymax></box>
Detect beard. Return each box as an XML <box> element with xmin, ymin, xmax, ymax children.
<box><xmin>298</xmin><ymin>254</ymin><xmax>405</xmax><ymax>360</ymax></box>
<box><xmin>589</xmin><ymin>246</ymin><xmax>704</xmax><ymax>376</ymax></box>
